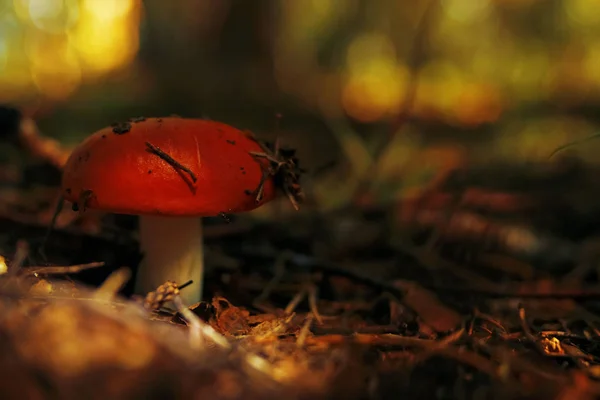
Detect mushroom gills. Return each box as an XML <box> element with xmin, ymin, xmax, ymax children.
<box><xmin>136</xmin><ymin>215</ymin><xmax>204</xmax><ymax>304</ymax></box>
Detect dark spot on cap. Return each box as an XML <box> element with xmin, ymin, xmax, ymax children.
<box><xmin>71</xmin><ymin>202</ymin><xmax>79</xmax><ymax>212</ymax></box>
<box><xmin>148</xmin><ymin>170</ymin><xmax>152</xmax><ymax>174</ymax></box>
<box><xmin>242</xmin><ymin>171</ymin><xmax>246</xmax><ymax>175</ymax></box>
<box><xmin>129</xmin><ymin>116</ymin><xmax>146</xmax><ymax>123</ymax></box>
<box><xmin>226</xmin><ymin>139</ymin><xmax>236</xmax><ymax>145</ymax></box>
<box><xmin>101</xmin><ymin>134</ymin><xmax>107</xmax><ymax>139</ymax></box>
<box><xmin>111</xmin><ymin>121</ymin><xmax>131</xmax><ymax>134</ymax></box>
<box><xmin>240</xmin><ymin>167</ymin><xmax>244</xmax><ymax>170</ymax></box>
<box><xmin>157</xmin><ymin>118</ymin><xmax>162</xmax><ymax>122</ymax></box>
<box><xmin>217</xmin><ymin>128</ymin><xmax>223</xmax><ymax>133</ymax></box>
<box><xmin>244</xmin><ymin>190</ymin><xmax>252</xmax><ymax>195</ymax></box>
<box><xmin>65</xmin><ymin>188</ymin><xmax>71</xmax><ymax>194</ymax></box>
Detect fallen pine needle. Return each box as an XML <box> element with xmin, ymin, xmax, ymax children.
<box><xmin>23</xmin><ymin>261</ymin><xmax>105</xmax><ymax>275</ymax></box>
<box><xmin>94</xmin><ymin>267</ymin><xmax>131</xmax><ymax>301</ymax></box>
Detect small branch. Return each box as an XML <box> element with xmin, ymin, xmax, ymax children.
<box><xmin>145</xmin><ymin>142</ymin><xmax>197</xmax><ymax>183</ymax></box>
<box><xmin>172</xmin><ymin>294</ymin><xmax>231</xmax><ymax>350</ymax></box>
<box><xmin>94</xmin><ymin>267</ymin><xmax>131</xmax><ymax>300</ymax></box>
<box><xmin>178</xmin><ymin>280</ymin><xmax>193</xmax><ymax>291</ymax></box>
<box><xmin>39</xmin><ymin>195</ymin><xmax>64</xmax><ymax>261</ymax></box>
<box><xmin>237</xmin><ymin>246</ymin><xmax>600</xmax><ymax>300</ymax></box>
<box><xmin>22</xmin><ymin>261</ymin><xmax>105</xmax><ymax>275</ymax></box>
<box><xmin>296</xmin><ymin>314</ymin><xmax>314</xmax><ymax>348</ymax></box>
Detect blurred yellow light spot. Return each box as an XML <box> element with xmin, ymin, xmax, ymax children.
<box><xmin>454</xmin><ymin>83</ymin><xmax>503</xmax><ymax>126</ymax></box>
<box><xmin>70</xmin><ymin>17</ymin><xmax>138</xmax><ymax>74</ymax></box>
<box><xmin>70</xmin><ymin>0</ymin><xmax>139</xmax><ymax>76</ymax></box>
<box><xmin>26</xmin><ymin>34</ymin><xmax>81</xmax><ymax>99</ymax></box>
<box><xmin>29</xmin><ymin>0</ymin><xmax>63</xmax><ymax>21</ymax></box>
<box><xmin>12</xmin><ymin>0</ymin><xmax>31</xmax><ymax>22</ymax></box>
<box><xmin>0</xmin><ymin>40</ymin><xmax>7</xmax><ymax>72</ymax></box>
<box><xmin>492</xmin><ymin>0</ymin><xmax>539</xmax><ymax>8</ymax></box>
<box><xmin>346</xmin><ymin>32</ymin><xmax>396</xmax><ymax>71</ymax></box>
<box><xmin>2</xmin><ymin>0</ymin><xmax>140</xmax><ymax>101</ymax></box>
<box><xmin>342</xmin><ymin>60</ymin><xmax>407</xmax><ymax>122</ymax></box>
<box><xmin>584</xmin><ymin>44</ymin><xmax>600</xmax><ymax>88</ymax></box>
<box><xmin>419</xmin><ymin>61</ymin><xmax>465</xmax><ymax>117</ymax></box>
<box><xmin>32</xmin><ymin>0</ymin><xmax>79</xmax><ymax>33</ymax></box>
<box><xmin>81</xmin><ymin>0</ymin><xmax>134</xmax><ymax>22</ymax></box>
<box><xmin>508</xmin><ymin>45</ymin><xmax>550</xmax><ymax>101</ymax></box>
<box><xmin>565</xmin><ymin>0</ymin><xmax>600</xmax><ymax>26</ymax></box>
<box><xmin>343</xmin><ymin>33</ymin><xmax>406</xmax><ymax>122</ymax></box>
<box><xmin>0</xmin><ymin>256</ymin><xmax>7</xmax><ymax>275</ymax></box>
<box><xmin>442</xmin><ymin>0</ymin><xmax>491</xmax><ymax>23</ymax></box>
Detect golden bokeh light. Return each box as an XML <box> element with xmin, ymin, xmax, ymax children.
<box><xmin>80</xmin><ymin>0</ymin><xmax>134</xmax><ymax>22</ymax></box>
<box><xmin>583</xmin><ymin>43</ymin><xmax>600</xmax><ymax>90</ymax></box>
<box><xmin>0</xmin><ymin>255</ymin><xmax>7</xmax><ymax>275</ymax></box>
<box><xmin>564</xmin><ymin>0</ymin><xmax>600</xmax><ymax>26</ymax></box>
<box><xmin>69</xmin><ymin>7</ymin><xmax>139</xmax><ymax>76</ymax></box>
<box><xmin>454</xmin><ymin>83</ymin><xmax>503</xmax><ymax>126</ymax></box>
<box><xmin>342</xmin><ymin>60</ymin><xmax>407</xmax><ymax>122</ymax></box>
<box><xmin>441</xmin><ymin>0</ymin><xmax>492</xmax><ymax>23</ymax></box>
<box><xmin>342</xmin><ymin>33</ymin><xmax>407</xmax><ymax>122</ymax></box>
<box><xmin>0</xmin><ymin>0</ymin><xmax>141</xmax><ymax>102</ymax></box>
<box><xmin>26</xmin><ymin>33</ymin><xmax>81</xmax><ymax>100</ymax></box>
<box><xmin>0</xmin><ymin>38</ymin><xmax>7</xmax><ymax>72</ymax></box>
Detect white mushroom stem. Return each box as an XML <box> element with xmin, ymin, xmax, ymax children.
<box><xmin>136</xmin><ymin>215</ymin><xmax>204</xmax><ymax>305</ymax></box>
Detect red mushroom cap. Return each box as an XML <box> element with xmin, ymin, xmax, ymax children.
<box><xmin>61</xmin><ymin>117</ymin><xmax>276</xmax><ymax>216</ymax></box>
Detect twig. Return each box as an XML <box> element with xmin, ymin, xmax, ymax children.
<box><xmin>18</xmin><ymin>116</ymin><xmax>70</xmax><ymax>169</ymax></box>
<box><xmin>474</xmin><ymin>309</ymin><xmax>507</xmax><ymax>333</ymax></box>
<box><xmin>549</xmin><ymin>132</ymin><xmax>600</xmax><ymax>159</ymax></box>
<box><xmin>304</xmin><ymin>333</ymin><xmax>438</xmax><ymax>347</ymax></box>
<box><xmin>22</xmin><ymin>261</ymin><xmax>105</xmax><ymax>275</ymax></box>
<box><xmin>413</xmin><ymin>346</ymin><xmax>501</xmax><ymax>378</ymax></box>
<box><xmin>254</xmin><ymin>251</ymin><xmax>289</xmax><ymax>307</ymax></box>
<box><xmin>518</xmin><ymin>304</ymin><xmax>537</xmax><ymax>342</ymax></box>
<box><xmin>296</xmin><ymin>314</ymin><xmax>314</xmax><ymax>348</ymax></box>
<box><xmin>145</xmin><ymin>142</ymin><xmax>197</xmax><ymax>183</ymax></box>
<box><xmin>284</xmin><ymin>289</ymin><xmax>306</xmax><ymax>315</ymax></box>
<box><xmin>9</xmin><ymin>240</ymin><xmax>29</xmax><ymax>275</ymax></box>
<box><xmin>94</xmin><ymin>267</ymin><xmax>131</xmax><ymax>300</ymax></box>
<box><xmin>39</xmin><ymin>195</ymin><xmax>64</xmax><ymax>261</ymax></box>
<box><xmin>248</xmin><ymin>138</ymin><xmax>305</xmax><ymax>210</ymax></box>
<box><xmin>171</xmin><ymin>294</ymin><xmax>230</xmax><ymax>350</ymax></box>
<box><xmin>307</xmin><ymin>285</ymin><xmax>325</xmax><ymax>325</ymax></box>
<box><xmin>411</xmin><ymin>326</ymin><xmax>466</xmax><ymax>364</ymax></box>
<box><xmin>178</xmin><ymin>280</ymin><xmax>193</xmax><ymax>291</ymax></box>
<box><xmin>238</xmin><ymin>246</ymin><xmax>600</xmax><ymax>300</ymax></box>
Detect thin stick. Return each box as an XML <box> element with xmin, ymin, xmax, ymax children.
<box><xmin>94</xmin><ymin>267</ymin><xmax>131</xmax><ymax>300</ymax></box>
<box><xmin>307</xmin><ymin>285</ymin><xmax>324</xmax><ymax>325</ymax></box>
<box><xmin>23</xmin><ymin>261</ymin><xmax>105</xmax><ymax>275</ymax></box>
<box><xmin>172</xmin><ymin>294</ymin><xmax>231</xmax><ymax>350</ymax></box>
<box><xmin>549</xmin><ymin>132</ymin><xmax>600</xmax><ymax>159</ymax></box>
<box><xmin>145</xmin><ymin>142</ymin><xmax>197</xmax><ymax>183</ymax></box>
<box><xmin>285</xmin><ymin>289</ymin><xmax>306</xmax><ymax>315</ymax></box>
<box><xmin>178</xmin><ymin>280</ymin><xmax>193</xmax><ymax>291</ymax></box>
<box><xmin>239</xmin><ymin>247</ymin><xmax>600</xmax><ymax>300</ymax></box>
<box><xmin>296</xmin><ymin>314</ymin><xmax>314</xmax><ymax>347</ymax></box>
<box><xmin>9</xmin><ymin>240</ymin><xmax>29</xmax><ymax>276</ymax></box>
<box><xmin>39</xmin><ymin>195</ymin><xmax>64</xmax><ymax>261</ymax></box>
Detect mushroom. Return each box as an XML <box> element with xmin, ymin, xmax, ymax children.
<box><xmin>61</xmin><ymin>117</ymin><xmax>282</xmax><ymax>304</ymax></box>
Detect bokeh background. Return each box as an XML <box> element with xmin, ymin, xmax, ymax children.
<box><xmin>1</xmin><ymin>0</ymin><xmax>600</xmax><ymax>211</ymax></box>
